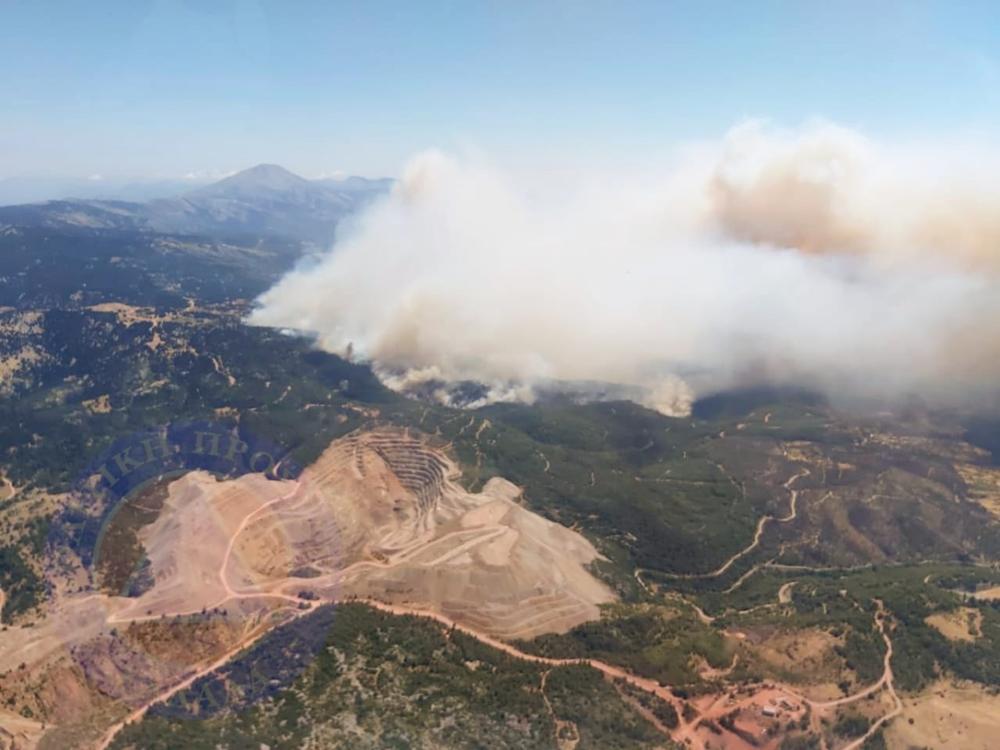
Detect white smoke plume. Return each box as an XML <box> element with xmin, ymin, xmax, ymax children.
<box><xmin>249</xmin><ymin>121</ymin><xmax>1000</xmax><ymax>415</ymax></box>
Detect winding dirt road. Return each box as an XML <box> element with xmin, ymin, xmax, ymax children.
<box><xmin>92</xmin><ymin>465</ymin><xmax>905</xmax><ymax>750</ymax></box>
<box><xmin>635</xmin><ymin>467</ymin><xmax>808</xmax><ymax>592</ymax></box>
<box><xmin>97</xmin><ymin>586</ymin><xmax>704</xmax><ymax>750</ymax></box>
<box><xmin>710</xmin><ymin>467</ymin><xmax>809</xmax><ymax>574</ymax></box>
<box><xmin>93</xmin><ymin>476</ymin><xmax>708</xmax><ymax>750</ymax></box>
<box><xmin>95</xmin><ymin>603</ymin><xmax>313</xmax><ymax>750</ymax></box>
<box><xmin>814</xmin><ymin>600</ymin><xmax>901</xmax><ymax>750</ymax></box>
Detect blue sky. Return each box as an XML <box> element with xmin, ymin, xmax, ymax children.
<box><xmin>2</xmin><ymin>1</ymin><xmax>999</xmax><ymax>179</ymax></box>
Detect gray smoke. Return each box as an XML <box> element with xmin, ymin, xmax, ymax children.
<box><xmin>249</xmin><ymin>121</ymin><xmax>1000</xmax><ymax>415</ymax></box>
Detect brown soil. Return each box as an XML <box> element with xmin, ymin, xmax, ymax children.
<box><xmin>956</xmin><ymin>463</ymin><xmax>1000</xmax><ymax>520</ymax></box>
<box><xmin>925</xmin><ymin>607</ymin><xmax>983</xmax><ymax>642</ymax></box>
<box><xmin>886</xmin><ymin>680</ymin><xmax>1000</xmax><ymax>750</ymax></box>
<box><xmin>81</xmin><ymin>395</ymin><xmax>111</xmax><ymax>414</ymax></box>
<box><xmin>747</xmin><ymin>627</ymin><xmax>845</xmax><ymax>687</ymax></box>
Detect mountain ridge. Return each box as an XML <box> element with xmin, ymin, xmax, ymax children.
<box><xmin>188</xmin><ymin>164</ymin><xmax>314</xmax><ymax>198</ymax></box>
<box><xmin>0</xmin><ymin>164</ymin><xmax>393</xmax><ymax>243</ymax></box>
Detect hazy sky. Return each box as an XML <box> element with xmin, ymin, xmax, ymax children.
<box><xmin>3</xmin><ymin>1</ymin><xmax>999</xmax><ymax>179</ymax></box>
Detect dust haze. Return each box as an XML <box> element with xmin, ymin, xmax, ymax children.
<box><xmin>249</xmin><ymin>121</ymin><xmax>1000</xmax><ymax>415</ymax></box>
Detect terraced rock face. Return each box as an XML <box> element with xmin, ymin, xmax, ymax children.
<box><xmin>236</xmin><ymin>428</ymin><xmax>617</xmax><ymax>638</ymax></box>
<box><xmin>68</xmin><ymin>428</ymin><xmax>614</xmax><ymax>646</ymax></box>
<box><xmin>0</xmin><ymin>428</ymin><xmax>614</xmax><ymax>745</ymax></box>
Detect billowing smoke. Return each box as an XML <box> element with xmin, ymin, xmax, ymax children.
<box><xmin>249</xmin><ymin>121</ymin><xmax>1000</xmax><ymax>415</ymax></box>
<box><xmin>710</xmin><ymin>122</ymin><xmax>1000</xmax><ymax>270</ymax></box>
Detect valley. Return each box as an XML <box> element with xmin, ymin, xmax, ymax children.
<box><xmin>1</xmin><ymin>191</ymin><xmax>1000</xmax><ymax>749</ymax></box>
<box><xmin>8</xmin><ymin>8</ymin><xmax>1000</xmax><ymax>748</ymax></box>
<box><xmin>4</xmin><ymin>397</ymin><xmax>1000</xmax><ymax>749</ymax></box>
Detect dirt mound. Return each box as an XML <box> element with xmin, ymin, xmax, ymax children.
<box><xmin>258</xmin><ymin>429</ymin><xmax>615</xmax><ymax>638</ymax></box>
<box><xmin>0</xmin><ymin>428</ymin><xmax>615</xmax><ymax>747</ymax></box>
<box><xmin>103</xmin><ymin>428</ymin><xmax>613</xmax><ymax>638</ymax></box>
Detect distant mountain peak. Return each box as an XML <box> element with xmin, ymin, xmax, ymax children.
<box><xmin>0</xmin><ymin>163</ymin><xmax>393</xmax><ymax>242</ymax></box>
<box><xmin>197</xmin><ymin>164</ymin><xmax>311</xmax><ymax>195</ymax></box>
<box><xmin>237</xmin><ymin>163</ymin><xmax>304</xmax><ymax>180</ymax></box>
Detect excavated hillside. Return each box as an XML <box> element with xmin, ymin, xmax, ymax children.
<box><xmin>222</xmin><ymin>428</ymin><xmax>615</xmax><ymax>638</ymax></box>
<box><xmin>107</xmin><ymin>428</ymin><xmax>613</xmax><ymax>637</ymax></box>
<box><xmin>0</xmin><ymin>427</ymin><xmax>615</xmax><ymax>743</ymax></box>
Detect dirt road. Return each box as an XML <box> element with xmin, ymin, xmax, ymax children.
<box><xmin>91</xmin><ymin>473</ymin><xmax>710</xmax><ymax>750</ymax></box>
<box><xmin>818</xmin><ymin>600</ymin><xmax>901</xmax><ymax>750</ymax></box>
<box><xmin>636</xmin><ymin>467</ymin><xmax>808</xmax><ymax>589</ymax></box>
<box><xmin>92</xmin><ymin>464</ymin><xmax>902</xmax><ymax>750</ymax></box>
<box><xmin>95</xmin><ymin>602</ymin><xmax>314</xmax><ymax>750</ymax></box>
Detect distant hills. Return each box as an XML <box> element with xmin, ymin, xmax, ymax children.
<box><xmin>0</xmin><ymin>164</ymin><xmax>392</xmax><ymax>243</ymax></box>
<box><xmin>0</xmin><ymin>175</ymin><xmax>206</xmax><ymax>205</ymax></box>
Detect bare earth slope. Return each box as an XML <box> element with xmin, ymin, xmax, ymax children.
<box><xmin>0</xmin><ymin>428</ymin><xmax>615</xmax><ymax>748</ymax></box>
<box><xmin>121</xmin><ymin>428</ymin><xmax>614</xmax><ymax>638</ymax></box>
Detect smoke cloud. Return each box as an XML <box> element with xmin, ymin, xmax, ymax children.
<box><xmin>249</xmin><ymin>121</ymin><xmax>1000</xmax><ymax>415</ymax></box>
